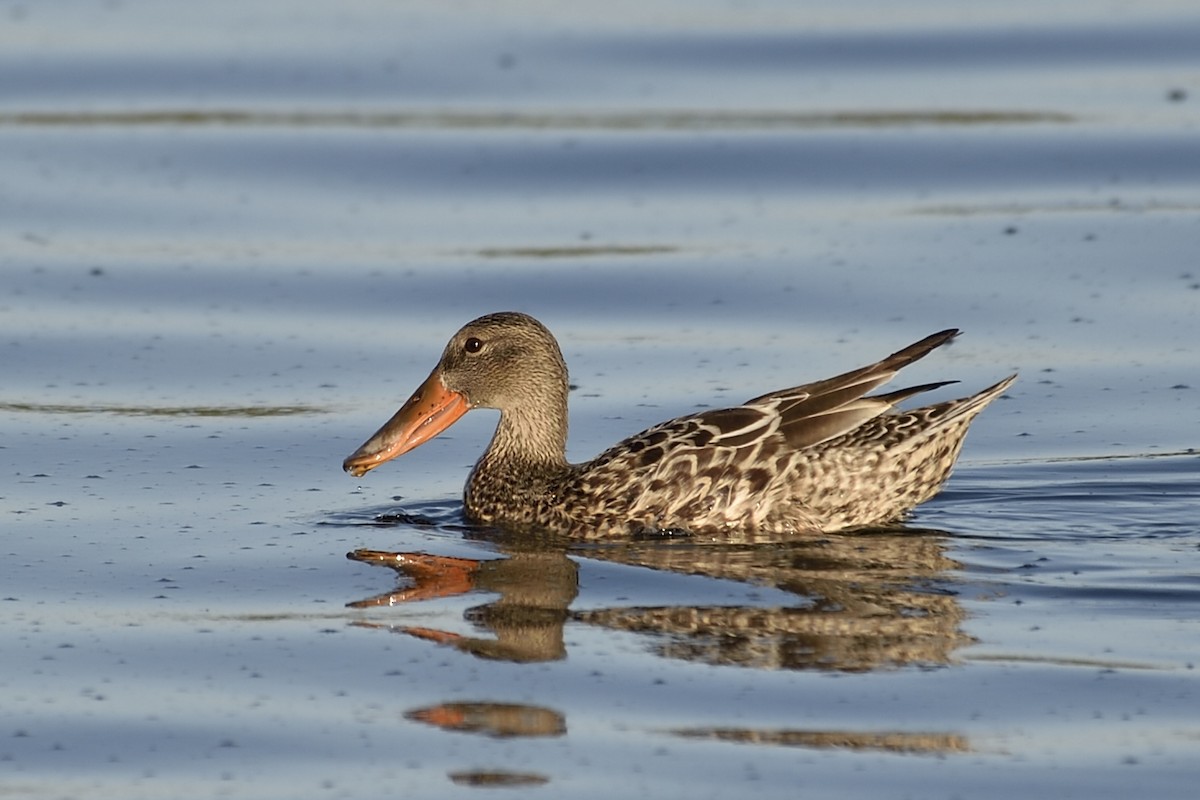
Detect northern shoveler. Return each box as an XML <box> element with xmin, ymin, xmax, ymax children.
<box><xmin>344</xmin><ymin>312</ymin><xmax>1014</xmax><ymax>537</ymax></box>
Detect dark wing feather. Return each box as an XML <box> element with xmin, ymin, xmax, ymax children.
<box><xmin>745</xmin><ymin>330</ymin><xmax>961</xmax><ymax>450</ymax></box>
<box><xmin>746</xmin><ymin>329</ymin><xmax>958</xmax><ymax>406</ymax></box>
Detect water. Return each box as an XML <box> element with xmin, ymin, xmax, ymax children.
<box><xmin>3</xmin><ymin>1</ymin><xmax>1199</xmax><ymax>798</ymax></box>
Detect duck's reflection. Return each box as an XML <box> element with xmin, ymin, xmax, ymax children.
<box><xmin>346</xmin><ymin>526</ymin><xmax>971</xmax><ymax>672</ymax></box>
<box><xmin>405</xmin><ymin>701</ymin><xmax>566</xmax><ymax>738</ymax></box>
<box><xmin>666</xmin><ymin>726</ymin><xmax>969</xmax><ymax>755</ymax></box>
<box><xmin>447</xmin><ymin>771</ymin><xmax>549</xmax><ymax>788</ymax></box>
<box><xmin>401</xmin><ymin>700</ymin><xmax>564</xmax><ymax>786</ymax></box>
<box><xmin>580</xmin><ymin>530</ymin><xmax>969</xmax><ymax>671</ymax></box>
<box><xmin>349</xmin><ymin>542</ymin><xmax>578</xmax><ymax>662</ymax></box>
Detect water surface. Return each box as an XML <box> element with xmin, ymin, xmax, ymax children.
<box><xmin>3</xmin><ymin>2</ymin><xmax>1199</xmax><ymax>798</ymax></box>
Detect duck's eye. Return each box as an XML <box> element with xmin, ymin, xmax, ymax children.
<box><xmin>464</xmin><ymin>337</ymin><xmax>484</xmax><ymax>354</ymax></box>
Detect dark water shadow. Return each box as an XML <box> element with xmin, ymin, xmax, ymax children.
<box><xmin>0</xmin><ymin>400</ymin><xmax>328</xmax><ymax>417</ymax></box>
<box><xmin>664</xmin><ymin>725</ymin><xmax>969</xmax><ymax>755</ymax></box>
<box><xmin>0</xmin><ymin>109</ymin><xmax>1072</xmax><ymax>130</ymax></box>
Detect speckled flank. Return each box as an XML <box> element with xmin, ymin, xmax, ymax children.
<box><xmin>351</xmin><ymin>312</ymin><xmax>1015</xmax><ymax>537</ymax></box>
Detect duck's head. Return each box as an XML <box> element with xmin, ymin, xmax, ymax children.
<box><xmin>342</xmin><ymin>312</ymin><xmax>568</xmax><ymax>477</ymax></box>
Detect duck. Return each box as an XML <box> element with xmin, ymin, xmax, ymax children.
<box><xmin>343</xmin><ymin>312</ymin><xmax>1014</xmax><ymax>537</ymax></box>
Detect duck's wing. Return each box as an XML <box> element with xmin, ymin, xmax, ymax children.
<box><xmin>742</xmin><ymin>328</ymin><xmax>960</xmax><ymax>450</ymax></box>
<box><xmin>575</xmin><ymin>331</ymin><xmax>964</xmax><ymax>525</ymax></box>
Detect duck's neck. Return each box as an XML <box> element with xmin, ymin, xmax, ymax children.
<box><xmin>466</xmin><ymin>394</ymin><xmax>571</xmax><ymax>522</ymax></box>
<box><xmin>467</xmin><ymin>363</ymin><xmax>571</xmax><ymax>524</ymax></box>
<box><xmin>486</xmin><ymin>395</ymin><xmax>570</xmax><ymax>470</ymax></box>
